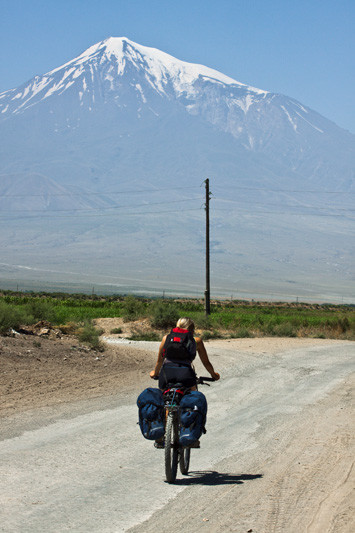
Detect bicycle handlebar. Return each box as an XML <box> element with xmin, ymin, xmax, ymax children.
<box><xmin>151</xmin><ymin>375</ymin><xmax>216</xmax><ymax>385</ymax></box>
<box><xmin>197</xmin><ymin>376</ymin><xmax>216</xmax><ymax>384</ymax></box>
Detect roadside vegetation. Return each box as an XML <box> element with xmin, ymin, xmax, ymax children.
<box><xmin>0</xmin><ymin>291</ymin><xmax>354</xmax><ymax>343</ymax></box>
<box><xmin>75</xmin><ymin>321</ymin><xmax>105</xmax><ymax>351</ymax></box>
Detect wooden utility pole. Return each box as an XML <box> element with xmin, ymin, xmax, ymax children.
<box><xmin>205</xmin><ymin>178</ymin><xmax>211</xmax><ymax>315</ymax></box>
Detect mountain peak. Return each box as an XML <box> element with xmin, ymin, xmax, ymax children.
<box><xmin>0</xmin><ymin>36</ymin><xmax>270</xmax><ymax>118</ymax></box>
<box><xmin>74</xmin><ymin>36</ymin><xmax>132</xmax><ymax>62</ymax></box>
<box><xmin>48</xmin><ymin>36</ymin><xmax>266</xmax><ymax>95</ymax></box>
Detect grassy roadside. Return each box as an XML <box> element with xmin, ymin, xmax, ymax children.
<box><xmin>0</xmin><ymin>291</ymin><xmax>354</xmax><ymax>343</ymax></box>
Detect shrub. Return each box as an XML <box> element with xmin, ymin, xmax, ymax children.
<box><xmin>122</xmin><ymin>296</ymin><xmax>146</xmax><ymax>322</ymax></box>
<box><xmin>230</xmin><ymin>328</ymin><xmax>253</xmax><ymax>338</ymax></box>
<box><xmin>337</xmin><ymin>317</ymin><xmax>350</xmax><ymax>333</ymax></box>
<box><xmin>110</xmin><ymin>327</ymin><xmax>123</xmax><ymax>334</ymax></box>
<box><xmin>0</xmin><ymin>301</ymin><xmax>33</xmax><ymax>334</ymax></box>
<box><xmin>201</xmin><ymin>330</ymin><xmax>223</xmax><ymax>340</ymax></box>
<box><xmin>194</xmin><ymin>313</ymin><xmax>213</xmax><ymax>330</ymax></box>
<box><xmin>58</xmin><ymin>322</ymin><xmax>78</xmax><ymax>335</ymax></box>
<box><xmin>149</xmin><ymin>300</ymin><xmax>179</xmax><ymax>329</ymax></box>
<box><xmin>24</xmin><ymin>299</ymin><xmax>57</xmax><ymax>323</ymax></box>
<box><xmin>273</xmin><ymin>323</ymin><xmax>297</xmax><ymax>337</ymax></box>
<box><xmin>76</xmin><ymin>321</ymin><xmax>104</xmax><ymax>351</ymax></box>
<box><xmin>128</xmin><ymin>331</ymin><xmax>161</xmax><ymax>341</ymax></box>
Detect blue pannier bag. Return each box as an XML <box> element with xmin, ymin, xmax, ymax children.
<box><xmin>179</xmin><ymin>391</ymin><xmax>207</xmax><ymax>446</ymax></box>
<box><xmin>137</xmin><ymin>388</ymin><xmax>165</xmax><ymax>440</ymax></box>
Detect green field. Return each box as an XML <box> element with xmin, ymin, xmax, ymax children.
<box><xmin>0</xmin><ymin>291</ymin><xmax>354</xmax><ymax>341</ymax></box>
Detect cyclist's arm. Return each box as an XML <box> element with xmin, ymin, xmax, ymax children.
<box><xmin>150</xmin><ymin>335</ymin><xmax>167</xmax><ymax>379</ymax></box>
<box><xmin>195</xmin><ymin>337</ymin><xmax>220</xmax><ymax>380</ymax></box>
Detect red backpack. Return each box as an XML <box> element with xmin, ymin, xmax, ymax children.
<box><xmin>163</xmin><ymin>328</ymin><xmax>196</xmax><ymax>362</ymax></box>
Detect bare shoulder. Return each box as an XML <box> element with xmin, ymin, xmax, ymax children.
<box><xmin>158</xmin><ymin>334</ymin><xmax>168</xmax><ymax>350</ymax></box>
<box><xmin>195</xmin><ymin>337</ymin><xmax>206</xmax><ymax>350</ymax></box>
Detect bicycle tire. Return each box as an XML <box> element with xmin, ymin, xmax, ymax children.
<box><xmin>164</xmin><ymin>413</ymin><xmax>179</xmax><ymax>483</ymax></box>
<box><xmin>179</xmin><ymin>447</ymin><xmax>190</xmax><ymax>475</ymax></box>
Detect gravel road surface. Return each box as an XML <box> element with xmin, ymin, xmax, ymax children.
<box><xmin>0</xmin><ymin>339</ymin><xmax>353</xmax><ymax>532</ymax></box>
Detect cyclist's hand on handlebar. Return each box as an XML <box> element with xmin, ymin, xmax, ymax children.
<box><xmin>211</xmin><ymin>372</ymin><xmax>220</xmax><ymax>381</ymax></box>
<box><xmin>149</xmin><ymin>370</ymin><xmax>158</xmax><ymax>379</ymax></box>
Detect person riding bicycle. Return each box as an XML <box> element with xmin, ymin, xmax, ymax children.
<box><xmin>150</xmin><ymin>317</ymin><xmax>220</xmax><ymax>390</ymax></box>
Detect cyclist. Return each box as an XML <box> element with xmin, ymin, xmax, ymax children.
<box><xmin>150</xmin><ymin>317</ymin><xmax>219</xmax><ymax>448</ymax></box>
<box><xmin>150</xmin><ymin>317</ymin><xmax>220</xmax><ymax>390</ymax></box>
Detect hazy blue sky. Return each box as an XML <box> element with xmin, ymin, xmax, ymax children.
<box><xmin>1</xmin><ymin>0</ymin><xmax>354</xmax><ymax>133</ymax></box>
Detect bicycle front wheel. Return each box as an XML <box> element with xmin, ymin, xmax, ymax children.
<box><xmin>164</xmin><ymin>412</ymin><xmax>179</xmax><ymax>483</ymax></box>
<box><xmin>179</xmin><ymin>447</ymin><xmax>190</xmax><ymax>475</ymax></box>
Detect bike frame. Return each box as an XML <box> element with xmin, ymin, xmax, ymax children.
<box><xmin>162</xmin><ymin>377</ymin><xmax>214</xmax><ymax>483</ymax></box>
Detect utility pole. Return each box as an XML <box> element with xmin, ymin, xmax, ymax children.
<box><xmin>205</xmin><ymin>178</ymin><xmax>211</xmax><ymax>315</ymax></box>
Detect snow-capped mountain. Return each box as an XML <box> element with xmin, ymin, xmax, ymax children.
<box><xmin>1</xmin><ymin>37</ymin><xmax>353</xmax><ymax>189</ymax></box>
<box><xmin>0</xmin><ymin>38</ymin><xmax>354</xmax><ymax>300</ymax></box>
<box><xmin>0</xmin><ymin>37</ymin><xmax>267</xmax><ymax>114</ymax></box>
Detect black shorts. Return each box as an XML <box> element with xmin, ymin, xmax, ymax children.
<box><xmin>159</xmin><ymin>362</ymin><xmax>197</xmax><ymax>390</ymax></box>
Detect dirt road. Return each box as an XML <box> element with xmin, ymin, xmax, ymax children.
<box><xmin>0</xmin><ymin>338</ymin><xmax>354</xmax><ymax>532</ymax></box>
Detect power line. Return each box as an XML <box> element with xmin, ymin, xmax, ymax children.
<box><xmin>0</xmin><ymin>197</ymin><xmax>204</xmax><ymax>213</ymax></box>
<box><xmin>1</xmin><ymin>205</ymin><xmax>353</xmax><ymax>221</ymax></box>
<box><xmin>214</xmin><ymin>185</ymin><xmax>355</xmax><ymax>195</ymax></box>
<box><xmin>2</xmin><ymin>195</ymin><xmax>352</xmax><ymax>215</ymax></box>
<box><xmin>213</xmin><ymin>197</ymin><xmax>355</xmax><ymax>212</ymax></box>
<box><xmin>1</xmin><ymin>183</ymin><xmax>354</xmax><ymax>199</ymax></box>
<box><xmin>0</xmin><ymin>185</ymin><xmax>202</xmax><ymax>199</ymax></box>
<box><xmin>1</xmin><ymin>184</ymin><xmax>354</xmax><ymax>220</ymax></box>
<box><xmin>0</xmin><ymin>207</ymin><xmax>204</xmax><ymax>220</ymax></box>
<box><xmin>212</xmin><ymin>207</ymin><xmax>355</xmax><ymax>218</ymax></box>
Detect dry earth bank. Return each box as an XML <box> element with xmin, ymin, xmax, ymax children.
<box><xmin>0</xmin><ymin>333</ymin><xmax>156</xmax><ymax>418</ymax></box>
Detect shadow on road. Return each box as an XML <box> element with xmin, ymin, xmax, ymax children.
<box><xmin>174</xmin><ymin>471</ymin><xmax>263</xmax><ymax>486</ymax></box>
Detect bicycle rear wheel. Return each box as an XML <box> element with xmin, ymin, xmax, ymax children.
<box><xmin>179</xmin><ymin>447</ymin><xmax>190</xmax><ymax>475</ymax></box>
<box><xmin>164</xmin><ymin>412</ymin><xmax>179</xmax><ymax>483</ymax></box>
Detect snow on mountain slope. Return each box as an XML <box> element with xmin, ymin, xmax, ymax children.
<box><xmin>0</xmin><ymin>36</ymin><xmax>353</xmax><ymax>188</ymax></box>
<box><xmin>1</xmin><ymin>36</ymin><xmax>352</xmax><ymax>171</ymax></box>
<box><xmin>0</xmin><ymin>37</ymin><xmax>268</xmax><ymax>127</ymax></box>
<box><xmin>0</xmin><ymin>37</ymin><xmax>267</xmax><ymax>117</ymax></box>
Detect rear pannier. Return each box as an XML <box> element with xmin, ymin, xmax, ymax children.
<box><xmin>179</xmin><ymin>390</ymin><xmax>207</xmax><ymax>446</ymax></box>
<box><xmin>137</xmin><ymin>388</ymin><xmax>165</xmax><ymax>440</ymax></box>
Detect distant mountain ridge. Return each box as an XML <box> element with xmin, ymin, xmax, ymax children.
<box><xmin>0</xmin><ymin>37</ymin><xmax>354</xmax><ymax>301</ymax></box>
